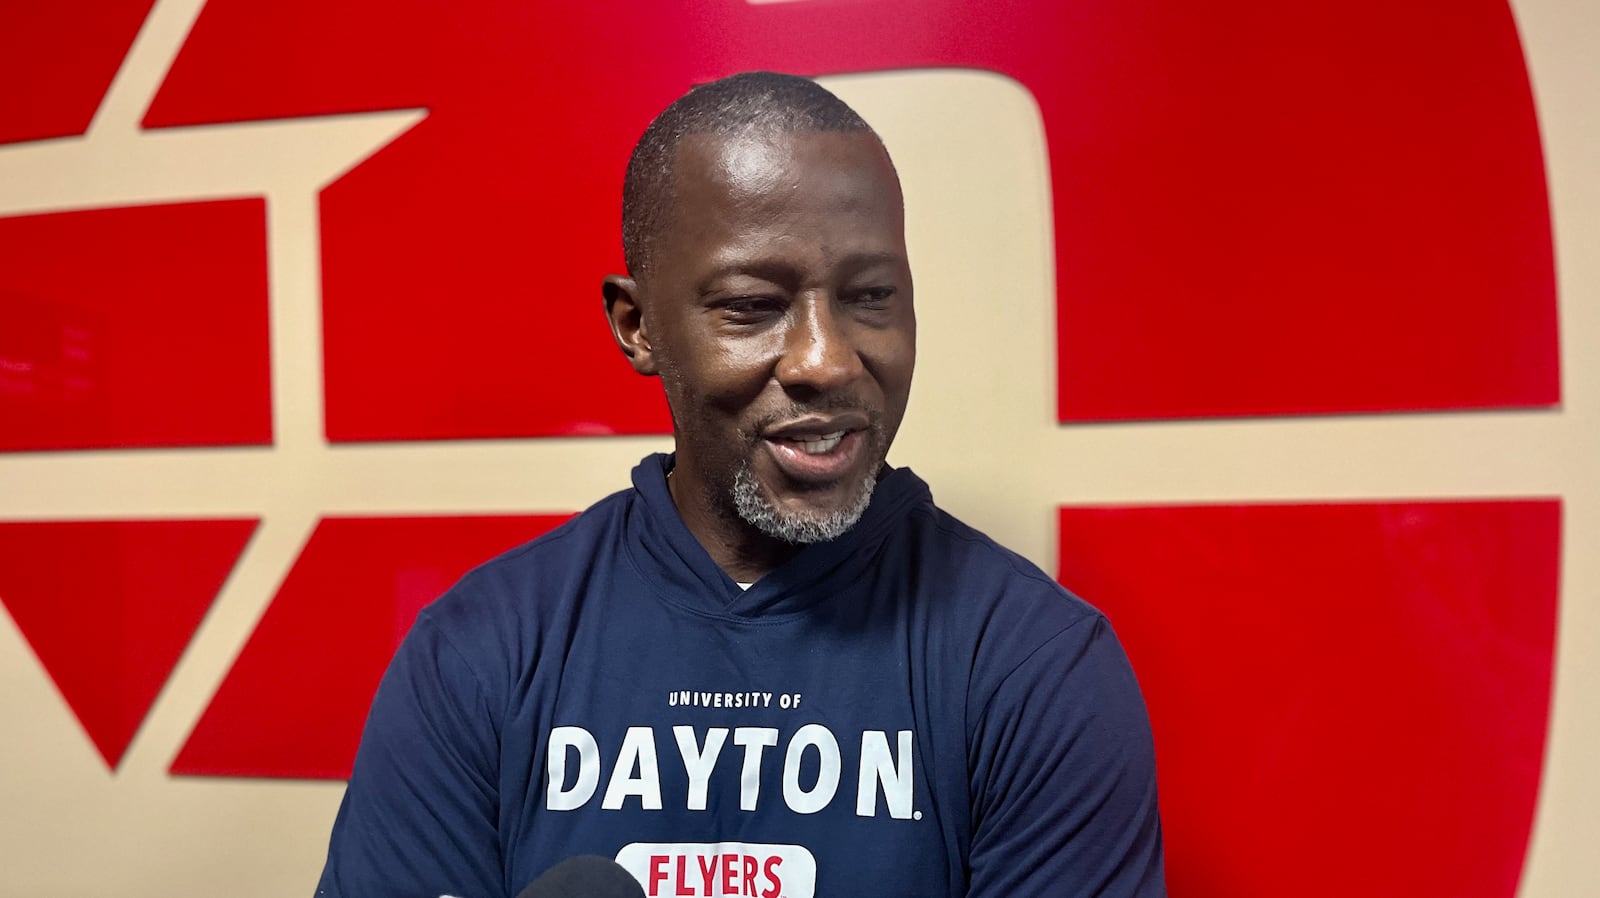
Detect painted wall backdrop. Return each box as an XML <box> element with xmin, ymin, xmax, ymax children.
<box><xmin>0</xmin><ymin>0</ymin><xmax>1595</xmax><ymax>896</ymax></box>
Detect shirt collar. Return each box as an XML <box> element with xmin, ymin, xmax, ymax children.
<box><xmin>625</xmin><ymin>452</ymin><xmax>930</xmax><ymax>618</ymax></box>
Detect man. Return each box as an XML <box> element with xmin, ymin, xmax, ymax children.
<box><xmin>318</xmin><ymin>72</ymin><xmax>1165</xmax><ymax>897</ymax></box>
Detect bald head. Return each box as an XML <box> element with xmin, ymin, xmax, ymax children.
<box><xmin>621</xmin><ymin>71</ymin><xmax>889</xmax><ymax>279</ymax></box>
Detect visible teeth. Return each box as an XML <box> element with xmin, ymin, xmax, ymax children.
<box><xmin>792</xmin><ymin>430</ymin><xmax>846</xmax><ymax>455</ymax></box>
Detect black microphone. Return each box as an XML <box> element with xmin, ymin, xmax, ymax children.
<box><xmin>514</xmin><ymin>856</ymin><xmax>647</xmax><ymax>898</ymax></box>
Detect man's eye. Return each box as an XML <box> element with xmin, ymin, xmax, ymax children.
<box><xmin>721</xmin><ymin>297</ymin><xmax>784</xmax><ymax>321</ymax></box>
<box><xmin>851</xmin><ymin>287</ymin><xmax>897</xmax><ymax>307</ymax></box>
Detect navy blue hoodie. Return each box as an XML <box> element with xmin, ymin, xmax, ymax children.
<box><xmin>317</xmin><ymin>454</ymin><xmax>1165</xmax><ymax>897</ymax></box>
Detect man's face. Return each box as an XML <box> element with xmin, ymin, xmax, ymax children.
<box><xmin>630</xmin><ymin>129</ymin><xmax>915</xmax><ymax>543</ymax></box>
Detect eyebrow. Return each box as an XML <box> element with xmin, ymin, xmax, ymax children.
<box><xmin>696</xmin><ymin>251</ymin><xmax>906</xmax><ymax>292</ymax></box>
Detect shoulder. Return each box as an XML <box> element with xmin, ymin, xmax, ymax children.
<box><xmin>410</xmin><ymin>485</ymin><xmax>637</xmax><ymax>682</ymax></box>
<box><xmin>894</xmin><ymin>499</ymin><xmax>1129</xmax><ymax>716</ymax></box>
<box><xmin>903</xmin><ymin>499</ymin><xmax>1104</xmax><ymax>632</ymax></box>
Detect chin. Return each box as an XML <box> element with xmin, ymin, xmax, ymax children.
<box><xmin>731</xmin><ymin>463</ymin><xmax>878</xmax><ymax>545</ymax></box>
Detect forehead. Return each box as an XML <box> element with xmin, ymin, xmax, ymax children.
<box><xmin>660</xmin><ymin>130</ymin><xmax>906</xmax><ymax>265</ymax></box>
<box><xmin>676</xmin><ymin>128</ymin><xmax>898</xmax><ymax>200</ymax></box>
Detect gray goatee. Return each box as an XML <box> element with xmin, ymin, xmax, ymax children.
<box><xmin>730</xmin><ymin>461</ymin><xmax>876</xmax><ymax>544</ymax></box>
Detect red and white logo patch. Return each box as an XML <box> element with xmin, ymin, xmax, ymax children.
<box><xmin>616</xmin><ymin>842</ymin><xmax>817</xmax><ymax>898</ymax></box>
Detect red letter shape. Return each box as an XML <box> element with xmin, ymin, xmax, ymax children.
<box><xmin>0</xmin><ymin>201</ymin><xmax>273</xmax><ymax>452</ymax></box>
<box><xmin>0</xmin><ymin>0</ymin><xmax>156</xmax><ymax>145</ymax></box>
<box><xmin>0</xmin><ymin>518</ymin><xmax>257</xmax><ymax>769</ymax></box>
<box><xmin>1058</xmin><ymin>499</ymin><xmax>1558</xmax><ymax>898</ymax></box>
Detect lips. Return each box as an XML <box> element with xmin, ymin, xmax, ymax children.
<box><xmin>760</xmin><ymin>414</ymin><xmax>871</xmax><ymax>484</ymax></box>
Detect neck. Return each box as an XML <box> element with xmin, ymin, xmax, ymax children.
<box><xmin>668</xmin><ymin>463</ymin><xmax>801</xmax><ymax>583</ymax></box>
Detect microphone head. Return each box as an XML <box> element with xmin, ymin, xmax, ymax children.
<box><xmin>515</xmin><ymin>855</ymin><xmax>646</xmax><ymax>898</ymax></box>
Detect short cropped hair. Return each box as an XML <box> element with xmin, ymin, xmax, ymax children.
<box><xmin>621</xmin><ymin>71</ymin><xmax>882</xmax><ymax>278</ymax></box>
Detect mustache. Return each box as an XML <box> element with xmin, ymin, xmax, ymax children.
<box><xmin>740</xmin><ymin>397</ymin><xmax>882</xmax><ymax>442</ymax></box>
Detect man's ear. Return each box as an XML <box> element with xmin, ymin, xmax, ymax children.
<box><xmin>602</xmin><ymin>274</ymin><xmax>658</xmax><ymax>376</ymax></box>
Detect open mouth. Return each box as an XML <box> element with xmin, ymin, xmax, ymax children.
<box><xmin>762</xmin><ymin>428</ymin><xmax>865</xmax><ymax>483</ymax></box>
<box><xmin>783</xmin><ymin>430</ymin><xmax>846</xmax><ymax>455</ymax></box>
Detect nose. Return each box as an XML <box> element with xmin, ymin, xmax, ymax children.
<box><xmin>775</xmin><ymin>293</ymin><xmax>864</xmax><ymax>393</ymax></box>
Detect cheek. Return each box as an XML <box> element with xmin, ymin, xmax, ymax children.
<box><xmin>690</xmin><ymin>342</ymin><xmax>779</xmax><ymax>411</ymax></box>
<box><xmin>657</xmin><ymin>353</ymin><xmax>770</xmax><ymax>439</ymax></box>
<box><xmin>867</xmin><ymin>330</ymin><xmax>917</xmax><ymax>393</ymax></box>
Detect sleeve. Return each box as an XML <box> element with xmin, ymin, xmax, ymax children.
<box><xmin>315</xmin><ymin>610</ymin><xmax>506</xmax><ymax>898</ymax></box>
<box><xmin>966</xmin><ymin>614</ymin><xmax>1167</xmax><ymax>897</ymax></box>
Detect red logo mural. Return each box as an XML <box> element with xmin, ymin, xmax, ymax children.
<box><xmin>135</xmin><ymin>0</ymin><xmax>1558</xmax><ymax>440</ymax></box>
<box><xmin>0</xmin><ymin>1</ymin><xmax>1563</xmax><ymax>897</ymax></box>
